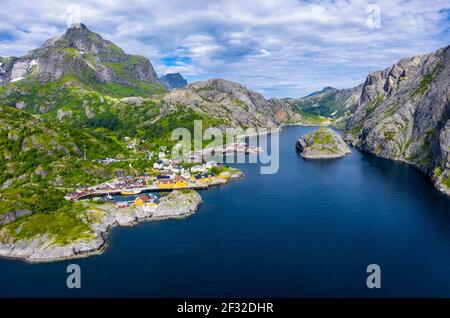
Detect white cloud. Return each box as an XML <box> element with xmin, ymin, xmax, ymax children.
<box><xmin>0</xmin><ymin>0</ymin><xmax>449</xmax><ymax>97</ymax></box>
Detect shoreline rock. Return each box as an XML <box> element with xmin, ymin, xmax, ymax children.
<box><xmin>0</xmin><ymin>190</ymin><xmax>202</xmax><ymax>263</ymax></box>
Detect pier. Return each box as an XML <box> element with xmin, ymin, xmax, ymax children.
<box><xmin>68</xmin><ymin>183</ymin><xmax>210</xmax><ymax>201</ymax></box>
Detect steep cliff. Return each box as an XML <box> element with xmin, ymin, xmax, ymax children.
<box><xmin>345</xmin><ymin>45</ymin><xmax>450</xmax><ymax>195</ymax></box>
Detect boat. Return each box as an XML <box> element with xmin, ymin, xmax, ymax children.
<box><xmin>121</xmin><ymin>189</ymin><xmax>142</xmax><ymax>196</ymax></box>
<box><xmin>116</xmin><ymin>201</ymin><xmax>129</xmax><ymax>208</ymax></box>
<box><xmin>106</xmin><ymin>194</ymin><xmax>114</xmax><ymax>200</ymax></box>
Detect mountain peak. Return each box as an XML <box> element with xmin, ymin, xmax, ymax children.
<box><xmin>159</xmin><ymin>72</ymin><xmax>188</xmax><ymax>89</ymax></box>
<box><xmin>64</xmin><ymin>23</ymin><xmax>92</xmax><ymax>39</ymax></box>
<box><xmin>64</xmin><ymin>23</ymin><xmax>95</xmax><ymax>38</ymax></box>
<box><xmin>68</xmin><ymin>22</ymin><xmax>88</xmax><ymax>30</ymax></box>
<box><xmin>60</xmin><ymin>23</ymin><xmax>125</xmax><ymax>56</ymax></box>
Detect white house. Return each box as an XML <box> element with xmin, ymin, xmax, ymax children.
<box><xmin>153</xmin><ymin>161</ymin><xmax>164</xmax><ymax>170</ymax></box>
<box><xmin>181</xmin><ymin>171</ymin><xmax>191</xmax><ymax>179</ymax></box>
<box><xmin>171</xmin><ymin>166</ymin><xmax>183</xmax><ymax>174</ymax></box>
<box><xmin>205</xmin><ymin>161</ymin><xmax>218</xmax><ymax>169</ymax></box>
<box><xmin>191</xmin><ymin>165</ymin><xmax>206</xmax><ymax>173</ymax></box>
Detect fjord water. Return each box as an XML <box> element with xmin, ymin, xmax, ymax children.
<box><xmin>1</xmin><ymin>125</ymin><xmax>450</xmax><ymax>297</ymax></box>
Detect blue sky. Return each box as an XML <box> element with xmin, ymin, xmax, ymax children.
<box><xmin>0</xmin><ymin>0</ymin><xmax>449</xmax><ymax>97</ymax></box>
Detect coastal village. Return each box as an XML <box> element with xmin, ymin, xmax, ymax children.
<box><xmin>64</xmin><ymin>140</ymin><xmax>249</xmax><ymax>213</ymax></box>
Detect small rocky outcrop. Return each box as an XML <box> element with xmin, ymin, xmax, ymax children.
<box><xmin>0</xmin><ymin>209</ymin><xmax>32</xmax><ymax>226</ymax></box>
<box><xmin>153</xmin><ymin>190</ymin><xmax>202</xmax><ymax>219</ymax></box>
<box><xmin>296</xmin><ymin>128</ymin><xmax>351</xmax><ymax>159</ymax></box>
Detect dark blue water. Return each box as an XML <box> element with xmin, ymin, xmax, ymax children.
<box><xmin>1</xmin><ymin>125</ymin><xmax>450</xmax><ymax>297</ymax></box>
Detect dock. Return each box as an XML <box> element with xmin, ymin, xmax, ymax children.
<box><xmin>68</xmin><ymin>183</ymin><xmax>210</xmax><ymax>201</ymax></box>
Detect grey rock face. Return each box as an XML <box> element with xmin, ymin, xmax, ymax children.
<box><xmin>15</xmin><ymin>101</ymin><xmax>26</xmax><ymax>110</ymax></box>
<box><xmin>57</xmin><ymin>109</ymin><xmax>72</xmax><ymax>120</ymax></box>
<box><xmin>163</xmin><ymin>78</ymin><xmax>302</xmax><ymax>128</ymax></box>
<box><xmin>0</xmin><ymin>57</ymin><xmax>18</xmax><ymax>83</ymax></box>
<box><xmin>345</xmin><ymin>45</ymin><xmax>450</xmax><ymax>195</ymax></box>
<box><xmin>154</xmin><ymin>190</ymin><xmax>202</xmax><ymax>219</ymax></box>
<box><xmin>159</xmin><ymin>73</ymin><xmax>188</xmax><ymax>89</ymax></box>
<box><xmin>34</xmin><ymin>166</ymin><xmax>48</xmax><ymax>178</ymax></box>
<box><xmin>0</xmin><ymin>209</ymin><xmax>32</xmax><ymax>226</ymax></box>
<box><xmin>296</xmin><ymin>128</ymin><xmax>351</xmax><ymax>159</ymax></box>
<box><xmin>1</xmin><ymin>178</ymin><xmax>14</xmax><ymax>189</ymax></box>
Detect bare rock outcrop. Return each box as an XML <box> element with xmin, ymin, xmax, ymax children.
<box><xmin>296</xmin><ymin>128</ymin><xmax>351</xmax><ymax>159</ymax></box>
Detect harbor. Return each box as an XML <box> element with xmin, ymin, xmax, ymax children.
<box><xmin>64</xmin><ymin>160</ymin><xmax>243</xmax><ymax>205</ymax></box>
<box><xmin>66</xmin><ymin>182</ymin><xmax>210</xmax><ymax>201</ymax></box>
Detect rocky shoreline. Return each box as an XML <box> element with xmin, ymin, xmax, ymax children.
<box><xmin>0</xmin><ymin>190</ymin><xmax>202</xmax><ymax>263</ymax></box>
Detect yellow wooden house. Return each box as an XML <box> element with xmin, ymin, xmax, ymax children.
<box><xmin>156</xmin><ymin>176</ymin><xmax>188</xmax><ymax>189</ymax></box>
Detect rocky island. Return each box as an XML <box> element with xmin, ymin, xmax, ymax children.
<box><xmin>296</xmin><ymin>128</ymin><xmax>351</xmax><ymax>159</ymax></box>
<box><xmin>0</xmin><ymin>190</ymin><xmax>202</xmax><ymax>263</ymax></box>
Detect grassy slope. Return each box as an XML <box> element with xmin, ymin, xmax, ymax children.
<box><xmin>305</xmin><ymin>128</ymin><xmax>341</xmax><ymax>154</ymax></box>
<box><xmin>0</xmin><ymin>105</ymin><xmax>128</xmax><ymax>243</ymax></box>
<box><xmin>290</xmin><ymin>92</ymin><xmax>357</xmax><ymax>121</ymax></box>
<box><xmin>0</xmin><ymin>75</ymin><xmax>231</xmax><ymax>245</ymax></box>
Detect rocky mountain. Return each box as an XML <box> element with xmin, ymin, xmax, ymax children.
<box><xmin>345</xmin><ymin>45</ymin><xmax>450</xmax><ymax>196</ymax></box>
<box><xmin>0</xmin><ymin>23</ymin><xmax>165</xmax><ymax>107</ymax></box>
<box><xmin>159</xmin><ymin>73</ymin><xmax>188</xmax><ymax>89</ymax></box>
<box><xmin>161</xmin><ymin>78</ymin><xmax>303</xmax><ymax>128</ymax></box>
<box><xmin>283</xmin><ymin>84</ymin><xmax>363</xmax><ymax>128</ymax></box>
<box><xmin>0</xmin><ymin>25</ymin><xmax>318</xmax><ymax>129</ymax></box>
<box><xmin>0</xmin><ymin>23</ymin><xmax>159</xmax><ymax>86</ymax></box>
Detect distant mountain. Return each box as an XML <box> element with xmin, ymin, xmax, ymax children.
<box><xmin>345</xmin><ymin>45</ymin><xmax>450</xmax><ymax>196</ymax></box>
<box><xmin>282</xmin><ymin>85</ymin><xmax>363</xmax><ymax>127</ymax></box>
<box><xmin>304</xmin><ymin>86</ymin><xmax>336</xmax><ymax>98</ymax></box>
<box><xmin>159</xmin><ymin>73</ymin><xmax>188</xmax><ymax>89</ymax></box>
